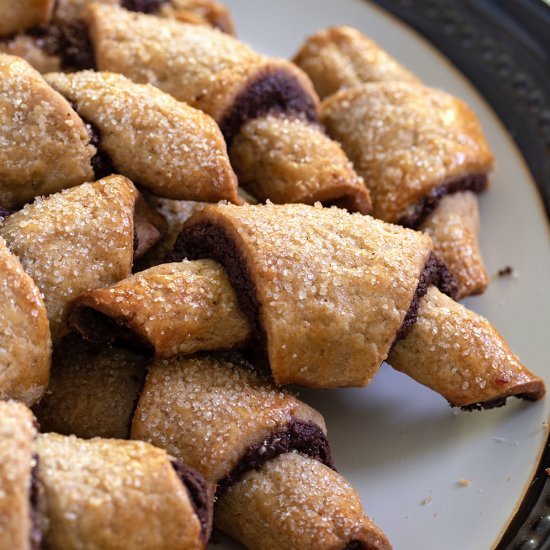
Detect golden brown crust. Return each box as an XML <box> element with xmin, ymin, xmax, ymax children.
<box><xmin>0</xmin><ymin>176</ymin><xmax>137</xmax><ymax>341</ymax></box>
<box><xmin>420</xmin><ymin>191</ymin><xmax>488</xmax><ymax>299</ymax></box>
<box><xmin>0</xmin><ymin>0</ymin><xmax>54</xmax><ymax>37</ymax></box>
<box><xmin>71</xmin><ymin>260</ymin><xmax>252</xmax><ymax>358</ymax></box>
<box><xmin>85</xmin><ymin>4</ymin><xmax>318</xmax><ymax>125</ymax></box>
<box><xmin>321</xmin><ymin>82</ymin><xmax>495</xmax><ymax>224</ymax></box>
<box><xmin>0</xmin><ymin>401</ymin><xmax>37</xmax><ymax>550</ymax></box>
<box><xmin>0</xmin><ymin>54</ymin><xmax>95</xmax><ymax>208</ymax></box>
<box><xmin>387</xmin><ymin>286</ymin><xmax>545</xmax><ymax>408</ymax></box>
<box><xmin>0</xmin><ymin>238</ymin><xmax>51</xmax><ymax>406</ymax></box>
<box><xmin>178</xmin><ymin>203</ymin><xmax>432</xmax><ymax>387</ymax></box>
<box><xmin>0</xmin><ymin>35</ymin><xmax>61</xmax><ymax>74</ymax></box>
<box><xmin>133</xmin><ymin>194</ymin><xmax>167</xmax><ymax>261</ymax></box>
<box><xmin>131</xmin><ymin>354</ymin><xmax>325</xmax><ymax>483</ymax></box>
<box><xmin>36</xmin><ymin>434</ymin><xmax>205</xmax><ymax>550</ymax></box>
<box><xmin>33</xmin><ymin>334</ymin><xmax>147</xmax><ymax>439</ymax></box>
<box><xmin>52</xmin><ymin>0</ymin><xmax>119</xmax><ymax>24</ymax></box>
<box><xmin>45</xmin><ymin>70</ymin><xmax>240</xmax><ymax>204</ymax></box>
<box><xmin>216</xmin><ymin>453</ymin><xmax>392</xmax><ymax>550</ymax></box>
<box><xmin>230</xmin><ymin>114</ymin><xmax>371</xmax><ymax>213</ymax></box>
<box><xmin>160</xmin><ymin>0</ymin><xmax>235</xmax><ymax>34</ymax></box>
<box><xmin>293</xmin><ymin>25</ymin><xmax>419</xmax><ymax>99</ymax></box>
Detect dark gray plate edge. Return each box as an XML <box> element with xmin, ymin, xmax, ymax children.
<box><xmin>368</xmin><ymin>1</ymin><xmax>550</xmax><ymax>548</ymax></box>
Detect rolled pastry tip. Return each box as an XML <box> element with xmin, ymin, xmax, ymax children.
<box><xmin>84</xmin><ymin>4</ymin><xmax>319</xmax><ymax>142</ymax></box>
<box><xmin>321</xmin><ymin>81</ymin><xmax>494</xmax><ymax>227</ymax></box>
<box><xmin>70</xmin><ymin>260</ymin><xmax>252</xmax><ymax>357</ymax></box>
<box><xmin>0</xmin><ymin>175</ymin><xmax>137</xmax><ymax>341</ymax></box>
<box><xmin>0</xmin><ymin>54</ymin><xmax>96</xmax><ymax>209</ymax></box>
<box><xmin>131</xmin><ymin>353</ymin><xmax>391</xmax><ymax>550</ymax></box>
<box><xmin>45</xmin><ymin>70</ymin><xmax>241</xmax><ymax>204</ymax></box>
<box><xmin>0</xmin><ymin>401</ymin><xmax>40</xmax><ymax>550</ymax></box>
<box><xmin>230</xmin><ymin>114</ymin><xmax>372</xmax><ymax>213</ymax></box>
<box><xmin>33</xmin><ymin>333</ymin><xmax>147</xmax><ymax>439</ymax></box>
<box><xmin>293</xmin><ymin>25</ymin><xmax>419</xmax><ymax>99</ymax></box>
<box><xmin>0</xmin><ymin>238</ymin><xmax>51</xmax><ymax>406</ymax></box>
<box><xmin>420</xmin><ymin>191</ymin><xmax>489</xmax><ymax>299</ymax></box>
<box><xmin>174</xmin><ymin>202</ymin><xmax>445</xmax><ymax>388</ymax></box>
<box><xmin>387</xmin><ymin>286</ymin><xmax>545</xmax><ymax>409</ymax></box>
<box><xmin>36</xmin><ymin>434</ymin><xmax>212</xmax><ymax>549</ymax></box>
<box><xmin>0</xmin><ymin>0</ymin><xmax>54</xmax><ymax>37</ymax></box>
<box><xmin>216</xmin><ymin>453</ymin><xmax>391</xmax><ymax>550</ymax></box>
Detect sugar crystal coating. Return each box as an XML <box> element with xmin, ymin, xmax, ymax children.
<box><xmin>0</xmin><ymin>237</ymin><xmax>51</xmax><ymax>406</ymax></box>
<box><xmin>131</xmin><ymin>353</ymin><xmax>325</xmax><ymax>483</ymax></box>
<box><xmin>181</xmin><ymin>202</ymin><xmax>432</xmax><ymax>387</ymax></box>
<box><xmin>388</xmin><ymin>286</ymin><xmax>545</xmax><ymax>407</ymax></box>
<box><xmin>0</xmin><ymin>54</ymin><xmax>95</xmax><ymax>208</ymax></box>
<box><xmin>216</xmin><ymin>453</ymin><xmax>391</xmax><ymax>550</ymax></box>
<box><xmin>0</xmin><ymin>401</ymin><xmax>37</xmax><ymax>550</ymax></box>
<box><xmin>322</xmin><ymin>81</ymin><xmax>494</xmax><ymax>223</ymax></box>
<box><xmin>294</xmin><ymin>25</ymin><xmax>419</xmax><ymax>99</ymax></box>
<box><xmin>36</xmin><ymin>433</ymin><xmax>203</xmax><ymax>549</ymax></box>
<box><xmin>46</xmin><ymin>70</ymin><xmax>240</xmax><ymax>203</ymax></box>
<box><xmin>0</xmin><ymin>175</ymin><xmax>137</xmax><ymax>340</ymax></box>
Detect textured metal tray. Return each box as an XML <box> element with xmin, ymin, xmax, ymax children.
<box><xmin>370</xmin><ymin>1</ymin><xmax>550</xmax><ymax>548</ymax></box>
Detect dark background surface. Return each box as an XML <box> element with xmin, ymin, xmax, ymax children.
<box><xmin>369</xmin><ymin>1</ymin><xmax>550</xmax><ymax>548</ymax></box>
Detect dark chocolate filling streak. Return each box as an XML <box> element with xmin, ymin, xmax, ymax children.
<box><xmin>398</xmin><ymin>173</ymin><xmax>488</xmax><ymax>229</ymax></box>
<box><xmin>171</xmin><ymin>460</ymin><xmax>213</xmax><ymax>544</ymax></box>
<box><xmin>0</xmin><ymin>206</ymin><xmax>12</xmax><ymax>218</ymax></box>
<box><xmin>220</xmin><ymin>69</ymin><xmax>319</xmax><ymax>145</ymax></box>
<box><xmin>173</xmin><ymin>221</ymin><xmax>457</xmax><ymax>361</ymax></box>
<box><xmin>216</xmin><ymin>418</ymin><xmax>334</xmax><ymax>496</ymax></box>
<box><xmin>122</xmin><ymin>0</ymin><xmax>169</xmax><ymax>13</ymax></box>
<box><xmin>30</xmin><ymin>455</ymin><xmax>42</xmax><ymax>550</ymax></box>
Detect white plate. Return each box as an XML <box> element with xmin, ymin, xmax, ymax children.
<box><xmin>213</xmin><ymin>1</ymin><xmax>550</xmax><ymax>548</ymax></box>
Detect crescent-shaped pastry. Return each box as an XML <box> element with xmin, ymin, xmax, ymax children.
<box><xmin>0</xmin><ymin>238</ymin><xmax>51</xmax><ymax>406</ymax></box>
<box><xmin>0</xmin><ymin>175</ymin><xmax>137</xmax><ymax>341</ymax></box>
<box><xmin>70</xmin><ymin>260</ymin><xmax>251</xmax><ymax>357</ymax></box>
<box><xmin>229</xmin><ymin>114</ymin><xmax>371</xmax><ymax>212</ymax></box>
<box><xmin>175</xmin><ymin>202</ymin><xmax>437</xmax><ymax>388</ymax></box>
<box><xmin>36</xmin><ymin>434</ymin><xmax>211</xmax><ymax>549</ymax></box>
<box><xmin>84</xmin><ymin>4</ymin><xmax>370</xmax><ymax>211</ymax></box>
<box><xmin>0</xmin><ymin>401</ymin><xmax>39</xmax><ymax>550</ymax></box>
<box><xmin>419</xmin><ymin>191</ymin><xmax>488</xmax><ymax>297</ymax></box>
<box><xmin>33</xmin><ymin>334</ymin><xmax>147</xmax><ymax>439</ymax></box>
<box><xmin>45</xmin><ymin>71</ymin><xmax>240</xmax><ymax>203</ymax></box>
<box><xmin>0</xmin><ymin>54</ymin><xmax>95</xmax><ymax>209</ymax></box>
<box><xmin>0</xmin><ymin>401</ymin><xmax>213</xmax><ymax>550</ymax></box>
<box><xmin>293</xmin><ymin>25</ymin><xmax>419</xmax><ymax>99</ymax></box>
<box><xmin>321</xmin><ymin>82</ymin><xmax>494</xmax><ymax>226</ymax></box>
<box><xmin>164</xmin><ymin>202</ymin><xmax>543</xmax><ymax>408</ymax></box>
<box><xmin>387</xmin><ymin>286</ymin><xmax>545</xmax><ymax>409</ymax></box>
<box><xmin>131</xmin><ymin>353</ymin><xmax>391</xmax><ymax>550</ymax></box>
<box><xmin>0</xmin><ymin>0</ymin><xmax>54</xmax><ymax>37</ymax></box>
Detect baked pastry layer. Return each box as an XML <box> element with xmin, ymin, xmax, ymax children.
<box><xmin>176</xmin><ymin>203</ymin><xmax>432</xmax><ymax>387</ymax></box>
<box><xmin>0</xmin><ymin>175</ymin><xmax>137</xmax><ymax>340</ymax></box>
<box><xmin>0</xmin><ymin>54</ymin><xmax>95</xmax><ymax>208</ymax></box>
<box><xmin>0</xmin><ymin>238</ymin><xmax>51</xmax><ymax>406</ymax></box>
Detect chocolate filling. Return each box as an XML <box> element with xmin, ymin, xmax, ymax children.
<box><xmin>175</xmin><ymin>222</ymin><xmax>457</xmax><ymax>363</ymax></box>
<box><xmin>29</xmin><ymin>20</ymin><xmax>95</xmax><ymax>71</ymax></box>
<box><xmin>30</xmin><ymin>455</ymin><xmax>42</xmax><ymax>550</ymax></box>
<box><xmin>393</xmin><ymin>252</ymin><xmax>457</xmax><ymax>344</ymax></box>
<box><xmin>0</xmin><ymin>206</ymin><xmax>12</xmax><ymax>218</ymax></box>
<box><xmin>68</xmin><ymin>306</ymin><xmax>154</xmax><ymax>356</ymax></box>
<box><xmin>216</xmin><ymin>418</ymin><xmax>334</xmax><ymax>496</ymax></box>
<box><xmin>461</xmin><ymin>391</ymin><xmax>541</xmax><ymax>412</ymax></box>
<box><xmin>344</xmin><ymin>543</ymin><xmax>369</xmax><ymax>550</ymax></box>
<box><xmin>171</xmin><ymin>460</ymin><xmax>213</xmax><ymax>544</ymax></box>
<box><xmin>398</xmin><ymin>174</ymin><xmax>488</xmax><ymax>229</ymax></box>
<box><xmin>220</xmin><ymin>70</ymin><xmax>318</xmax><ymax>145</ymax></box>
<box><xmin>122</xmin><ymin>0</ymin><xmax>169</xmax><ymax>13</ymax></box>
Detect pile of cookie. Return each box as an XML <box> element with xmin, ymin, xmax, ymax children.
<box><xmin>0</xmin><ymin>1</ymin><xmax>545</xmax><ymax>549</ymax></box>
